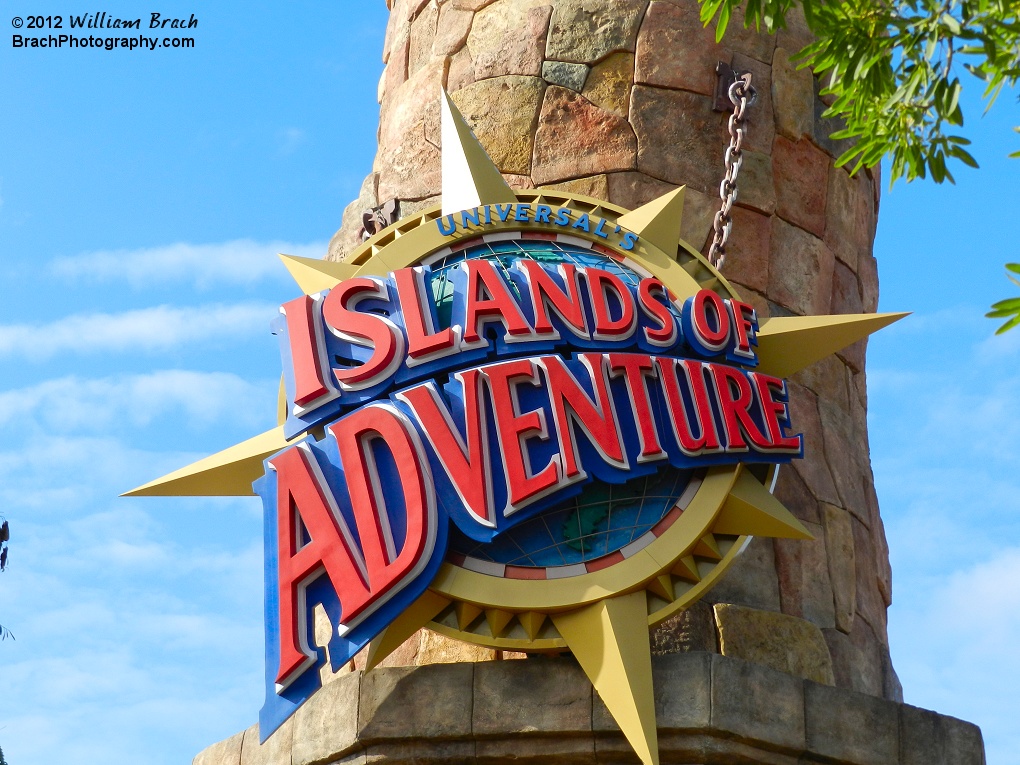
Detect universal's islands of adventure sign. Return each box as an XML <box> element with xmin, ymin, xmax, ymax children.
<box><xmin>127</xmin><ymin>94</ymin><xmax>903</xmax><ymax>765</ymax></box>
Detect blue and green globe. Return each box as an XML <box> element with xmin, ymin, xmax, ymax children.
<box><xmin>428</xmin><ymin>239</ymin><xmax>694</xmax><ymax>569</ymax></box>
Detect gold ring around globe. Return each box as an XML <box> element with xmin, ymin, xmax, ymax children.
<box><xmin>324</xmin><ymin>189</ymin><xmax>758</xmax><ymax>650</ymax></box>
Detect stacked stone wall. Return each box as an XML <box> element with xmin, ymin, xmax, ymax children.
<box><xmin>326</xmin><ymin>0</ymin><xmax>899</xmax><ymax>703</ymax></box>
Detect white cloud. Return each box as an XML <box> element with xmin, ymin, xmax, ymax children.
<box><xmin>50</xmin><ymin>239</ymin><xmax>326</xmax><ymax>289</ymax></box>
<box><xmin>0</xmin><ymin>370</ymin><xmax>275</xmax><ymax>433</ymax></box>
<box><xmin>0</xmin><ymin>302</ymin><xmax>278</xmax><ymax>360</ymax></box>
<box><xmin>890</xmin><ymin>547</ymin><xmax>1020</xmax><ymax>764</ymax></box>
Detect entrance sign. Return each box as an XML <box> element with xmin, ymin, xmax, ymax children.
<box><xmin>128</xmin><ymin>93</ymin><xmax>903</xmax><ymax>765</ymax></box>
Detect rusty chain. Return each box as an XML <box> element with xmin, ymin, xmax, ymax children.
<box><xmin>707</xmin><ymin>72</ymin><xmax>757</xmax><ymax>272</ymax></box>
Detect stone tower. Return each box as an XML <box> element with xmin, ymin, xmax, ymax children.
<box><xmin>330</xmin><ymin>0</ymin><xmax>896</xmax><ymax>697</ymax></box>
<box><xmin>194</xmin><ymin>2</ymin><xmax>987</xmax><ymax>763</ymax></box>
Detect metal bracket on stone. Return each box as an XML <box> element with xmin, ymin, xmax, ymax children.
<box><xmin>713</xmin><ymin>62</ymin><xmax>757</xmax><ymax>111</ymax></box>
<box><xmin>360</xmin><ymin>198</ymin><xmax>399</xmax><ymax>241</ymax></box>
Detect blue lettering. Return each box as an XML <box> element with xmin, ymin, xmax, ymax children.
<box><xmin>437</xmin><ymin>216</ymin><xmax>457</xmax><ymax>236</ymax></box>
<box><xmin>554</xmin><ymin>208</ymin><xmax>572</xmax><ymax>226</ymax></box>
<box><xmin>572</xmin><ymin>213</ymin><xmax>591</xmax><ymax>232</ymax></box>
<box><xmin>460</xmin><ymin>208</ymin><xmax>480</xmax><ymax>227</ymax></box>
<box><xmin>514</xmin><ymin>203</ymin><xmax>531</xmax><ymax>222</ymax></box>
<box><xmin>620</xmin><ymin>232</ymin><xmax>638</xmax><ymax>251</ymax></box>
<box><xmin>592</xmin><ymin>217</ymin><xmax>610</xmax><ymax>239</ymax></box>
<box><xmin>496</xmin><ymin>204</ymin><xmax>514</xmax><ymax>222</ymax></box>
<box><xmin>484</xmin><ymin>206</ymin><xmax>492</xmax><ymax>224</ymax></box>
<box><xmin>535</xmin><ymin>204</ymin><xmax>552</xmax><ymax>224</ymax></box>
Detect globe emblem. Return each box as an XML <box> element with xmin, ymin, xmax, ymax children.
<box><xmin>424</xmin><ymin>239</ymin><xmax>696</xmax><ymax>573</ymax></box>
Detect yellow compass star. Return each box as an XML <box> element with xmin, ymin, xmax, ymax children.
<box><xmin>125</xmin><ymin>92</ymin><xmax>904</xmax><ymax>765</ymax></box>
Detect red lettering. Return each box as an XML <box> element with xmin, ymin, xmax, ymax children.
<box><xmin>749</xmin><ymin>372</ymin><xmax>802</xmax><ymax>453</ymax></box>
<box><xmin>586</xmin><ymin>268</ymin><xmax>637</xmax><ymax>341</ymax></box>
<box><xmin>540</xmin><ymin>354</ymin><xmax>626</xmax><ymax>479</ymax></box>
<box><xmin>656</xmin><ymin>358</ymin><xmax>722</xmax><ymax>456</ymax></box>
<box><xmin>397</xmin><ymin>370</ymin><xmax>496</xmax><ymax>527</ymax></box>
<box><xmin>728</xmin><ymin>299</ymin><xmax>758</xmax><ymax>361</ymax></box>
<box><xmin>461</xmin><ymin>260</ymin><xmax>534</xmax><ymax>346</ymax></box>
<box><xmin>608</xmin><ymin>353</ymin><xmax>665</xmax><ymax>462</ymax></box>
<box><xmin>637</xmin><ymin>278</ymin><xmax>678</xmax><ymax>348</ymax></box>
<box><xmin>280</xmin><ymin>295</ymin><xmax>331</xmax><ymax>407</ymax></box>
<box><xmin>393</xmin><ymin>267</ymin><xmax>458</xmax><ymax>362</ymax></box>
<box><xmin>710</xmin><ymin>365</ymin><xmax>772</xmax><ymax>451</ymax></box>
<box><xmin>519</xmin><ymin>260</ymin><xmax>589</xmax><ymax>340</ymax></box>
<box><xmin>483</xmin><ymin>359</ymin><xmax>561</xmax><ymax>511</ymax></box>
<box><xmin>690</xmin><ymin>289</ymin><xmax>731</xmax><ymax>353</ymax></box>
<box><xmin>270</xmin><ymin>444</ymin><xmax>369</xmax><ymax>685</ymax></box>
<box><xmin>321</xmin><ymin>278</ymin><xmax>404</xmax><ymax>389</ymax></box>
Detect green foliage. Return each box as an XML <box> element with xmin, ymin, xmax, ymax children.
<box><xmin>699</xmin><ymin>0</ymin><xmax>1019</xmax><ymax>184</ymax></box>
<box><xmin>0</xmin><ymin>743</ymin><xmax>7</xmax><ymax>765</ymax></box>
<box><xmin>986</xmin><ymin>263</ymin><xmax>1020</xmax><ymax>333</ymax></box>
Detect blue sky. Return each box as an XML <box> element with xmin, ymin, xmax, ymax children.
<box><xmin>0</xmin><ymin>2</ymin><xmax>1017</xmax><ymax>763</ymax></box>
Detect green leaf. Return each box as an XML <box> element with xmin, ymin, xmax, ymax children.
<box><xmin>1006</xmin><ymin>263</ymin><xmax>1020</xmax><ymax>274</ymax></box>
<box><xmin>989</xmin><ymin>297</ymin><xmax>1020</xmax><ymax>311</ymax></box>
<box><xmin>994</xmin><ymin>313</ymin><xmax>1020</xmax><ymax>334</ymax></box>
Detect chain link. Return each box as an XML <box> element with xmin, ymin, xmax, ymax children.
<box><xmin>707</xmin><ymin>73</ymin><xmax>756</xmax><ymax>272</ymax></box>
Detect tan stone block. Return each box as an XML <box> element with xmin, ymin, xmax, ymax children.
<box><xmin>817</xmin><ymin>400</ymin><xmax>869</xmax><ymax>522</ymax></box>
<box><xmin>505</xmin><ymin>173</ymin><xmax>537</xmax><ymax>190</ymax></box>
<box><xmin>474</xmin><ymin>657</ymin><xmax>592</xmax><ymax>735</ymax></box>
<box><xmin>731</xmin><ymin>53</ymin><xmax>774</xmax><ymax>154</ymax></box>
<box><xmin>804</xmin><ymin>680</ymin><xmax>899</xmax><ymax>765</ymax></box>
<box><xmin>594</xmin><ymin>652</ymin><xmax>712</xmax><ymax>733</ymax></box>
<box><xmin>475</xmin><ymin>736</ymin><xmax>595</xmax><ymax>764</ymax></box>
<box><xmin>631</xmin><ymin>85</ymin><xmax>725</xmax><ymax>194</ymax></box>
<box><xmin>545</xmin><ymin>0</ymin><xmax>645</xmax><ymax>64</ymax></box>
<box><xmin>734</xmin><ymin>149</ymin><xmax>775</xmax><ymax>215</ymax></box>
<box><xmin>193</xmin><ymin>731</ymin><xmax>243</xmax><ymax>765</ymax></box>
<box><xmin>451</xmin><ymin>75</ymin><xmax>546</xmax><ymax>175</ymax></box>
<box><xmin>703</xmin><ymin>535</ymin><xmax>781</xmax><ymax>612</ymax></box>
<box><xmin>407</xmin><ymin>1</ymin><xmax>439</xmax><ymax>76</ymax></box>
<box><xmin>453</xmin><ymin>0</ymin><xmax>499</xmax><ymax>9</ymax></box>
<box><xmin>468</xmin><ymin>0</ymin><xmax>551</xmax><ymax>79</ymax></box>
<box><xmin>447</xmin><ymin>46</ymin><xmax>475</xmax><ymax>92</ymax></box>
<box><xmin>539</xmin><ymin>173</ymin><xmax>610</xmax><ymax>200</ymax></box>
<box><xmin>792</xmin><ymin>354</ymin><xmax>850</xmax><ymax>418</ymax></box>
<box><xmin>771</xmin><ymin>48</ymin><xmax>813</xmax><ymax>141</ymax></box>
<box><xmin>606</xmin><ymin>171</ymin><xmax>672</xmax><ymax>209</ymax></box>
<box><xmin>582</xmin><ymin>51</ymin><xmax>633</xmax><ymax>118</ymax></box>
<box><xmin>851</xmin><ymin>515</ymin><xmax>889</xmax><ymax>641</ymax></box>
<box><xmin>415</xmin><ymin>629</ymin><xmax>497</xmax><ymax>663</ymax></box>
<box><xmin>364</xmin><ymin>740</ymin><xmax>475</xmax><ymax>764</ymax></box>
<box><xmin>650</xmin><ymin>600</ymin><xmax>718</xmax><ymax>655</ymax></box>
<box><xmin>824</xmin><ymin>165</ymin><xmax>875</xmax><ymax>272</ymax></box>
<box><xmin>376</xmin><ymin>57</ymin><xmax>448</xmax><ymax>202</ymax></box>
<box><xmin>726</xmin><ymin>284</ymin><xmax>771</xmax><ymax>321</ymax></box>
<box><xmin>359</xmin><ymin>663</ymin><xmax>474</xmax><ymax>741</ymax></box>
<box><xmin>774</xmin><ymin>520</ymin><xmax>837</xmax><ymax>629</ymax></box>
<box><xmin>826</xmin><ymin>621</ymin><xmax>890</xmax><ymax>700</ymax></box>
<box><xmin>714</xmin><ymin>2</ymin><xmax>777</xmax><ymax>64</ymax></box>
<box><xmin>772</xmin><ymin>136</ymin><xmax>829</xmax><ymax>237</ymax></box>
<box><xmin>383</xmin><ymin>32</ymin><xmax>411</xmax><ymax>103</ymax></box>
<box><xmin>679</xmin><ymin>185</ymin><xmax>717</xmax><ymax>252</ymax></box>
<box><xmin>813</xmin><ymin>83</ymin><xmax>857</xmax><ymax>161</ymax></box>
<box><xmin>433</xmin><ymin>3</ymin><xmax>474</xmax><ymax>57</ymax></box>
<box><xmin>859</xmin><ymin>251</ymin><xmax>879</xmax><ymax>312</ymax></box>
<box><xmin>776</xmin><ymin>5</ymin><xmax>814</xmax><ymax>54</ymax></box>
<box><xmin>542</xmin><ymin>60</ymin><xmax>590</xmax><ymax>91</ymax></box>
<box><xmin>786</xmin><ymin>382</ymin><xmax>841</xmax><ymax>506</ymax></box>
<box><xmin>532</xmin><ymin>86</ymin><xmax>637</xmax><ymax>184</ymax></box>
<box><xmin>240</xmin><ymin>722</ymin><xmax>293</xmax><ymax>765</ymax></box>
<box><xmin>721</xmin><ymin>206</ymin><xmax>770</xmax><ymax>294</ymax></box>
<box><xmin>772</xmin><ymin>461</ymin><xmax>820</xmax><ymax>524</ymax></box>
<box><xmin>767</xmin><ymin>217</ymin><xmax>834</xmax><ymax>316</ymax></box>
<box><xmin>327</xmin><ymin>172</ymin><xmax>379</xmax><ymax>263</ymax></box>
<box><xmin>901</xmin><ymin>705</ymin><xmax>986</xmax><ymax>765</ymax></box>
<box><xmin>710</xmin><ymin>654</ymin><xmax>806</xmax><ymax>752</ymax></box>
<box><xmin>821</xmin><ymin>502</ymin><xmax>856</xmax><ymax>634</ymax></box>
<box><xmin>714</xmin><ymin>603</ymin><xmax>834</xmax><ymax>685</ymax></box>
<box><xmin>634</xmin><ymin>1</ymin><xmax>725</xmax><ymax>97</ymax></box>
<box><xmin>292</xmin><ymin>671</ymin><xmax>362</xmax><ymax>765</ymax></box>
